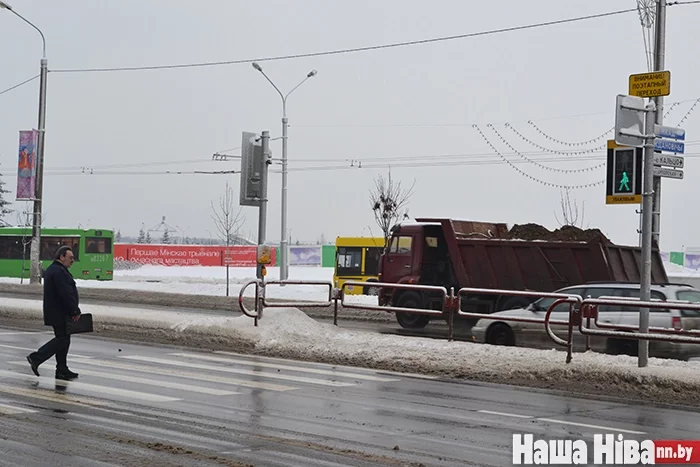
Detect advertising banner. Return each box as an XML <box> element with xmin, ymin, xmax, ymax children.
<box><xmin>115</xmin><ymin>244</ymin><xmax>277</xmax><ymax>267</ymax></box>
<box><xmin>289</xmin><ymin>246</ymin><xmax>322</xmax><ymax>266</ymax></box>
<box><xmin>16</xmin><ymin>129</ymin><xmax>38</xmax><ymax>200</ymax></box>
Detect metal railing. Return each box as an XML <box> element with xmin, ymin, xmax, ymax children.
<box><xmin>236</xmin><ymin>279</ymin><xmax>700</xmax><ymax>363</ymax></box>
<box><xmin>576</xmin><ymin>297</ymin><xmax>700</xmax><ymax>344</ymax></box>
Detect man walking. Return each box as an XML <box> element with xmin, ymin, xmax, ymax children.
<box><xmin>27</xmin><ymin>245</ymin><xmax>81</xmax><ymax>380</ymax></box>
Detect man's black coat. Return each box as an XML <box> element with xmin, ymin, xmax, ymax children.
<box><xmin>43</xmin><ymin>261</ymin><xmax>81</xmax><ymax>326</ymax></box>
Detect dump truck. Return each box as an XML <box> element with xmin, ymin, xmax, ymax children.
<box><xmin>377</xmin><ymin>218</ymin><xmax>669</xmax><ymax>329</ymax></box>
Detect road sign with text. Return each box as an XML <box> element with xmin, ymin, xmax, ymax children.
<box><xmin>654</xmin><ymin>124</ymin><xmax>685</xmax><ymax>141</ymax></box>
<box><xmin>654</xmin><ymin>138</ymin><xmax>685</xmax><ymax>154</ymax></box>
<box><xmin>629</xmin><ymin>70</ymin><xmax>671</xmax><ymax>98</ymax></box>
<box><xmin>653</xmin><ymin>154</ymin><xmax>684</xmax><ymax>168</ymax></box>
<box><xmin>653</xmin><ymin>166</ymin><xmax>684</xmax><ymax>179</ymax></box>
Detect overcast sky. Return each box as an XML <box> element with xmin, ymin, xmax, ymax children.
<box><xmin>1</xmin><ymin>0</ymin><xmax>699</xmax><ymax>251</ymax></box>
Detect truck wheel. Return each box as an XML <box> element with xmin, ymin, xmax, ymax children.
<box><xmin>395</xmin><ymin>292</ymin><xmax>429</xmax><ymax>329</ymax></box>
<box><xmin>364</xmin><ymin>279</ymin><xmax>380</xmax><ymax>296</ymax></box>
<box><xmin>497</xmin><ymin>296</ymin><xmax>531</xmax><ymax>311</ymax></box>
<box><xmin>486</xmin><ymin>323</ymin><xmax>516</xmax><ymax>346</ymax></box>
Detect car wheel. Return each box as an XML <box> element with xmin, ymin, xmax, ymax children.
<box><xmin>486</xmin><ymin>323</ymin><xmax>516</xmax><ymax>346</ymax></box>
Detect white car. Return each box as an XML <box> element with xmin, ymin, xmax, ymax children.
<box><xmin>470</xmin><ymin>282</ymin><xmax>700</xmax><ymax>360</ymax></box>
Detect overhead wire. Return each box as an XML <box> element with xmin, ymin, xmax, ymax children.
<box><xmin>0</xmin><ymin>74</ymin><xmax>39</xmax><ymax>97</ymax></box>
<box><xmin>50</xmin><ymin>8</ymin><xmax>639</xmax><ymax>74</ymax></box>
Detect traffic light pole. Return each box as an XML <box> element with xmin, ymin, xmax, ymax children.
<box><xmin>638</xmin><ymin>100</ymin><xmax>658</xmax><ymax>368</ymax></box>
<box><xmin>651</xmin><ymin>0</ymin><xmax>667</xmax><ymax>250</ymax></box>
<box><xmin>256</xmin><ymin>131</ymin><xmax>270</xmax><ymax>280</ymax></box>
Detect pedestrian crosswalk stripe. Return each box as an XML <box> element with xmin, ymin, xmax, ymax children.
<box><xmin>169</xmin><ymin>352</ymin><xmax>401</xmax><ymax>382</ymax></box>
<box><xmin>69</xmin><ymin>368</ymin><xmax>242</xmax><ymax>396</ymax></box>
<box><xmin>70</xmin><ymin>357</ymin><xmax>297</xmax><ymax>392</ymax></box>
<box><xmin>122</xmin><ymin>356</ymin><xmax>356</xmax><ymax>387</ymax></box>
<box><xmin>1</xmin><ymin>368</ymin><xmax>180</xmax><ymax>403</ymax></box>
<box><xmin>0</xmin><ymin>402</ymin><xmax>37</xmax><ymax>415</ymax></box>
<box><xmin>0</xmin><ymin>343</ymin><xmax>93</xmax><ymax>358</ymax></box>
<box><xmin>0</xmin><ymin>383</ymin><xmax>108</xmax><ymax>408</ymax></box>
<box><xmin>214</xmin><ymin>350</ymin><xmax>440</xmax><ymax>380</ymax></box>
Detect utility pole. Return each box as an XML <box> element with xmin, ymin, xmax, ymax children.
<box><xmin>1</xmin><ymin>2</ymin><xmax>49</xmax><ymax>284</ymax></box>
<box><xmin>651</xmin><ymin>0</ymin><xmax>667</xmax><ymax>250</ymax></box>
<box><xmin>256</xmin><ymin>131</ymin><xmax>270</xmax><ymax>280</ymax></box>
<box><xmin>638</xmin><ymin>99</ymin><xmax>657</xmax><ymax>368</ymax></box>
<box><xmin>638</xmin><ymin>0</ymin><xmax>667</xmax><ymax>368</ymax></box>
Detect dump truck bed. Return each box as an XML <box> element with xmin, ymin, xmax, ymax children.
<box><xmin>416</xmin><ymin>218</ymin><xmax>669</xmax><ymax>291</ymax></box>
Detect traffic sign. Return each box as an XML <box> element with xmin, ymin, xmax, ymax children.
<box><xmin>654</xmin><ymin>138</ymin><xmax>685</xmax><ymax>154</ymax></box>
<box><xmin>606</xmin><ymin>140</ymin><xmax>642</xmax><ymax>205</ymax></box>
<box><xmin>629</xmin><ymin>70</ymin><xmax>671</xmax><ymax>98</ymax></box>
<box><xmin>239</xmin><ymin>131</ymin><xmax>266</xmax><ymax>207</ymax></box>
<box><xmin>614</xmin><ymin>94</ymin><xmax>647</xmax><ymax>148</ymax></box>
<box><xmin>653</xmin><ymin>154</ymin><xmax>684</xmax><ymax>168</ymax></box>
<box><xmin>654</xmin><ymin>124</ymin><xmax>685</xmax><ymax>141</ymax></box>
<box><xmin>653</xmin><ymin>166</ymin><xmax>684</xmax><ymax>180</ymax></box>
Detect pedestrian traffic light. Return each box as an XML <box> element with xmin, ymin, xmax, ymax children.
<box><xmin>606</xmin><ymin>140</ymin><xmax>642</xmax><ymax>204</ymax></box>
<box><xmin>613</xmin><ymin>148</ymin><xmax>634</xmax><ymax>195</ymax></box>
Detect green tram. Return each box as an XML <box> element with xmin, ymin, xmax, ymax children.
<box><xmin>0</xmin><ymin>227</ymin><xmax>114</xmax><ymax>281</ymax></box>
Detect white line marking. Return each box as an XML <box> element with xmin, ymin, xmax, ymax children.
<box><xmin>0</xmin><ymin>331</ymin><xmax>50</xmax><ymax>335</ymax></box>
<box><xmin>0</xmin><ymin>383</ymin><xmax>108</xmax><ymax>407</ymax></box>
<box><xmin>0</xmin><ymin>343</ymin><xmax>93</xmax><ymax>358</ymax></box>
<box><xmin>478</xmin><ymin>410</ymin><xmax>534</xmax><ymax>419</ymax></box>
<box><xmin>0</xmin><ymin>402</ymin><xmax>37</xmax><ymax>414</ymax></box>
<box><xmin>70</xmin><ymin>369</ymin><xmax>241</xmax><ymax>396</ymax></box>
<box><xmin>169</xmin><ymin>352</ymin><xmax>401</xmax><ymax>382</ymax></box>
<box><xmin>536</xmin><ymin>418</ymin><xmax>647</xmax><ymax>435</ymax></box>
<box><xmin>122</xmin><ymin>356</ymin><xmax>356</xmax><ymax>387</ymax></box>
<box><xmin>213</xmin><ymin>350</ymin><xmax>439</xmax><ymax>379</ymax></box>
<box><xmin>68</xmin><ymin>357</ymin><xmax>297</xmax><ymax>391</ymax></box>
<box><xmin>0</xmin><ymin>368</ymin><xmax>180</xmax><ymax>403</ymax></box>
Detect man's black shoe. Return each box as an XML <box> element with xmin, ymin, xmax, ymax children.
<box><xmin>55</xmin><ymin>369</ymin><xmax>78</xmax><ymax>380</ymax></box>
<box><xmin>26</xmin><ymin>355</ymin><xmax>40</xmax><ymax>377</ymax></box>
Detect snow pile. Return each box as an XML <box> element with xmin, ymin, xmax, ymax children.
<box><xmin>3</xmin><ymin>297</ymin><xmax>700</xmax><ymax>405</ymax></box>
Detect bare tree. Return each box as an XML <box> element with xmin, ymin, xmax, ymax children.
<box><xmin>211</xmin><ymin>181</ymin><xmax>245</xmax><ymax>296</ymax></box>
<box><xmin>369</xmin><ymin>169</ymin><xmax>415</xmax><ymax>248</ymax></box>
<box><xmin>554</xmin><ymin>188</ymin><xmax>586</xmax><ymax>228</ymax></box>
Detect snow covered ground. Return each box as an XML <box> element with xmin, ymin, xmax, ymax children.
<box><xmin>0</xmin><ymin>265</ymin><xmax>381</xmax><ymax>305</ymax></box>
<box><xmin>1</xmin><ymin>261</ymin><xmax>697</xmax><ymax>304</ymax></box>
<box><xmin>2</xmin><ymin>296</ymin><xmax>700</xmax><ymax>405</ymax></box>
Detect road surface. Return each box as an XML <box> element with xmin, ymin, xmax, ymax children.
<box><xmin>0</xmin><ymin>327</ymin><xmax>697</xmax><ymax>466</ymax></box>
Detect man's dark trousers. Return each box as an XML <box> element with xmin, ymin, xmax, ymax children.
<box><xmin>30</xmin><ymin>322</ymin><xmax>70</xmax><ymax>370</ymax></box>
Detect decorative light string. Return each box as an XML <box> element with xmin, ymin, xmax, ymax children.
<box><xmin>473</xmin><ymin>124</ymin><xmax>605</xmax><ymax>189</ymax></box>
<box><xmin>676</xmin><ymin>98</ymin><xmax>700</xmax><ymax>126</ymax></box>
<box><xmin>504</xmin><ymin>123</ymin><xmax>606</xmax><ymax>156</ymax></box>
<box><xmin>487</xmin><ymin>124</ymin><xmax>604</xmax><ymax>173</ymax></box>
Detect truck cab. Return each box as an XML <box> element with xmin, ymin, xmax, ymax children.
<box><xmin>378</xmin><ymin>223</ymin><xmax>456</xmax><ymax>328</ymax></box>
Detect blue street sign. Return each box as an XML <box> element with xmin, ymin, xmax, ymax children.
<box><xmin>654</xmin><ymin>124</ymin><xmax>686</xmax><ymax>141</ymax></box>
<box><xmin>654</xmin><ymin>138</ymin><xmax>685</xmax><ymax>154</ymax></box>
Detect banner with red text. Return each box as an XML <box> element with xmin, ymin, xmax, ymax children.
<box><xmin>114</xmin><ymin>244</ymin><xmax>277</xmax><ymax>267</ymax></box>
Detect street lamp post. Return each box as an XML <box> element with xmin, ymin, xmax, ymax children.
<box><xmin>1</xmin><ymin>1</ymin><xmax>48</xmax><ymax>284</ymax></box>
<box><xmin>251</xmin><ymin>62</ymin><xmax>317</xmax><ymax>281</ymax></box>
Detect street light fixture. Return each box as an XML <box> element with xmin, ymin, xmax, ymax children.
<box><xmin>251</xmin><ymin>62</ymin><xmax>317</xmax><ymax>281</ymax></box>
<box><xmin>2</xmin><ymin>1</ymin><xmax>48</xmax><ymax>284</ymax></box>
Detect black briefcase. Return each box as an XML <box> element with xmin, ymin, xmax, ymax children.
<box><xmin>66</xmin><ymin>313</ymin><xmax>93</xmax><ymax>335</ymax></box>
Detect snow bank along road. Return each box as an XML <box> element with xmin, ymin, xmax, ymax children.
<box><xmin>0</xmin><ymin>329</ymin><xmax>697</xmax><ymax>467</ymax></box>
<box><xmin>3</xmin><ymin>296</ymin><xmax>700</xmax><ymax>410</ymax></box>
<box><xmin>0</xmin><ymin>282</ymin><xmax>394</xmax><ymax>323</ymax></box>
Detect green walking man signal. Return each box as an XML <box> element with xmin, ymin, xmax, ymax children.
<box><xmin>618</xmin><ymin>170</ymin><xmax>631</xmax><ymax>192</ymax></box>
<box><xmin>606</xmin><ymin>140</ymin><xmax>642</xmax><ymax>204</ymax></box>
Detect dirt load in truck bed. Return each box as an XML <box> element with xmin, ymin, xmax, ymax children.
<box><xmin>502</xmin><ymin>223</ymin><xmax>612</xmax><ymax>243</ymax></box>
